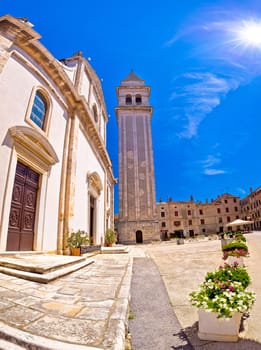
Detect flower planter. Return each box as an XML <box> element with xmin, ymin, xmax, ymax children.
<box><xmin>71</xmin><ymin>247</ymin><xmax>81</xmax><ymax>256</ymax></box>
<box><xmin>227</xmin><ymin>256</ymin><xmax>244</xmax><ymax>266</ymax></box>
<box><xmin>198</xmin><ymin>309</ymin><xmax>241</xmax><ymax>342</ymax></box>
<box><xmin>221</xmin><ymin>238</ymin><xmax>233</xmax><ymax>248</ymax></box>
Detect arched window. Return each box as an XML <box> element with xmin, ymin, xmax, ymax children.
<box><xmin>92</xmin><ymin>104</ymin><xmax>99</xmax><ymax>123</ymax></box>
<box><xmin>30</xmin><ymin>91</ymin><xmax>47</xmax><ymax>129</ymax></box>
<box><xmin>135</xmin><ymin>94</ymin><xmax>142</xmax><ymax>104</ymax></box>
<box><xmin>126</xmin><ymin>95</ymin><xmax>132</xmax><ymax>105</ymax></box>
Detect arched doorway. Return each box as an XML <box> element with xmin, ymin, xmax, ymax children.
<box><xmin>136</xmin><ymin>230</ymin><xmax>143</xmax><ymax>244</ymax></box>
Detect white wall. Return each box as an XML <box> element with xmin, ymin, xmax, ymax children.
<box><xmin>73</xmin><ymin>125</ymin><xmax>105</xmax><ymax>244</ymax></box>
<box><xmin>0</xmin><ymin>53</ymin><xmax>68</xmax><ymax>251</ymax></box>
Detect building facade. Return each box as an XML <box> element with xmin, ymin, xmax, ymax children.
<box><xmin>115</xmin><ymin>72</ymin><xmax>159</xmax><ymax>243</ymax></box>
<box><xmin>157</xmin><ymin>193</ymin><xmax>241</xmax><ymax>238</ymax></box>
<box><xmin>241</xmin><ymin>187</ymin><xmax>261</xmax><ymax>231</ymax></box>
<box><xmin>0</xmin><ymin>15</ymin><xmax>115</xmax><ymax>253</ymax></box>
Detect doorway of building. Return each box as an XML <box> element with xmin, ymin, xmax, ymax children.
<box><xmin>7</xmin><ymin>161</ymin><xmax>39</xmax><ymax>251</ymax></box>
<box><xmin>136</xmin><ymin>230</ymin><xmax>143</xmax><ymax>243</ymax></box>
<box><xmin>89</xmin><ymin>195</ymin><xmax>95</xmax><ymax>244</ymax></box>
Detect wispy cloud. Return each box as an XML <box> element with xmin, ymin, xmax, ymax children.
<box><xmin>171</xmin><ymin>72</ymin><xmax>239</xmax><ymax>138</ymax></box>
<box><xmin>236</xmin><ymin>187</ymin><xmax>247</xmax><ymax>195</ymax></box>
<box><xmin>201</xmin><ymin>155</ymin><xmax>220</xmax><ymax>168</ymax></box>
<box><xmin>204</xmin><ymin>169</ymin><xmax>226</xmax><ymax>175</ymax></box>
<box><xmin>201</xmin><ymin>154</ymin><xmax>226</xmax><ymax>176</ymax></box>
<box><xmin>167</xmin><ymin>9</ymin><xmax>261</xmax><ymax>138</ymax></box>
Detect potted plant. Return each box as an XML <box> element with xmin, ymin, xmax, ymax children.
<box><xmin>105</xmin><ymin>229</ymin><xmax>116</xmax><ymax>247</ymax></box>
<box><xmin>67</xmin><ymin>229</ymin><xmax>89</xmax><ymax>256</ymax></box>
<box><xmin>220</xmin><ymin>231</ymin><xmax>234</xmax><ymax>248</ymax></box>
<box><xmin>189</xmin><ymin>263</ymin><xmax>255</xmax><ymax>342</ymax></box>
<box><xmin>222</xmin><ymin>241</ymin><xmax>249</xmax><ymax>266</ymax></box>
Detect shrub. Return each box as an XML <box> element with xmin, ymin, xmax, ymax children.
<box><xmin>234</xmin><ymin>232</ymin><xmax>246</xmax><ymax>243</ymax></box>
<box><xmin>105</xmin><ymin>229</ymin><xmax>116</xmax><ymax>244</ymax></box>
<box><xmin>67</xmin><ymin>230</ymin><xmax>89</xmax><ymax>248</ymax></box>
<box><xmin>189</xmin><ymin>264</ymin><xmax>255</xmax><ymax>318</ymax></box>
<box><xmin>222</xmin><ymin>241</ymin><xmax>249</xmax><ymax>259</ymax></box>
<box><xmin>206</xmin><ymin>262</ymin><xmax>251</xmax><ymax>289</ymax></box>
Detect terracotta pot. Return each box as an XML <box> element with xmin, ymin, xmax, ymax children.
<box><xmin>198</xmin><ymin>309</ymin><xmax>241</xmax><ymax>342</ymax></box>
<box><xmin>71</xmin><ymin>247</ymin><xmax>81</xmax><ymax>256</ymax></box>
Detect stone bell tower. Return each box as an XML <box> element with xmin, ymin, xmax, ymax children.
<box><xmin>115</xmin><ymin>71</ymin><xmax>159</xmax><ymax>243</ymax></box>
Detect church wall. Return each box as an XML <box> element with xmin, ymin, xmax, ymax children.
<box><xmin>0</xmin><ymin>15</ymin><xmax>115</xmax><ymax>253</ymax></box>
<box><xmin>0</xmin><ymin>50</ymin><xmax>67</xmax><ymax>252</ymax></box>
<box><xmin>79</xmin><ymin>69</ymin><xmax>91</xmax><ymax>101</ymax></box>
<box><xmin>73</xmin><ymin>125</ymin><xmax>106</xmax><ymax>244</ymax></box>
<box><xmin>59</xmin><ymin>60</ymin><xmax>77</xmax><ymax>84</ymax></box>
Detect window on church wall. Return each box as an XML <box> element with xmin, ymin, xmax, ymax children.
<box><xmin>135</xmin><ymin>94</ymin><xmax>142</xmax><ymax>104</ymax></box>
<box><xmin>126</xmin><ymin>95</ymin><xmax>132</xmax><ymax>105</ymax></box>
<box><xmin>29</xmin><ymin>91</ymin><xmax>48</xmax><ymax>130</ymax></box>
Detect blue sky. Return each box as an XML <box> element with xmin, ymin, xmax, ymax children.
<box><xmin>2</xmin><ymin>0</ymin><xmax>261</xmax><ymax>212</ymax></box>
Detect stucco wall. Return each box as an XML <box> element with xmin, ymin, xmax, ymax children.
<box><xmin>0</xmin><ymin>53</ymin><xmax>67</xmax><ymax>251</ymax></box>
<box><xmin>73</xmin><ymin>126</ymin><xmax>105</xmax><ymax>244</ymax></box>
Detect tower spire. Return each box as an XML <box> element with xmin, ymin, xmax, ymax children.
<box><xmin>115</xmin><ymin>73</ymin><xmax>159</xmax><ymax>243</ymax></box>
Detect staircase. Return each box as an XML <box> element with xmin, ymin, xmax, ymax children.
<box><xmin>0</xmin><ymin>254</ymin><xmax>94</xmax><ymax>283</ymax></box>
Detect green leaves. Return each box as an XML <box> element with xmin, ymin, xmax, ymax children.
<box><xmin>189</xmin><ymin>264</ymin><xmax>255</xmax><ymax>318</ymax></box>
<box><xmin>67</xmin><ymin>229</ymin><xmax>89</xmax><ymax>248</ymax></box>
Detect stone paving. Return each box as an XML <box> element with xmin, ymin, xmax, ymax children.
<box><xmin>0</xmin><ymin>253</ymin><xmax>132</xmax><ymax>350</ymax></box>
<box><xmin>143</xmin><ymin>232</ymin><xmax>261</xmax><ymax>349</ymax></box>
<box><xmin>0</xmin><ymin>234</ymin><xmax>261</xmax><ymax>349</ymax></box>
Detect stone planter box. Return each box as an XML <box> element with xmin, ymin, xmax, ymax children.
<box><xmin>198</xmin><ymin>309</ymin><xmax>241</xmax><ymax>342</ymax></box>
<box><xmin>80</xmin><ymin>245</ymin><xmax>101</xmax><ymax>254</ymax></box>
<box><xmin>177</xmin><ymin>238</ymin><xmax>184</xmax><ymax>245</ymax></box>
<box><xmin>226</xmin><ymin>256</ymin><xmax>244</xmax><ymax>266</ymax></box>
<box><xmin>221</xmin><ymin>238</ymin><xmax>234</xmax><ymax>249</ymax></box>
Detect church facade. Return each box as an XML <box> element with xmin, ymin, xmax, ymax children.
<box><xmin>0</xmin><ymin>15</ymin><xmax>115</xmax><ymax>253</ymax></box>
<box><xmin>115</xmin><ymin>72</ymin><xmax>159</xmax><ymax>243</ymax></box>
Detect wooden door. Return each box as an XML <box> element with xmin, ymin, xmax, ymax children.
<box><xmin>7</xmin><ymin>162</ymin><xmax>39</xmax><ymax>251</ymax></box>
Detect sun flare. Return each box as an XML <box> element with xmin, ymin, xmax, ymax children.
<box><xmin>233</xmin><ymin>19</ymin><xmax>261</xmax><ymax>49</ymax></box>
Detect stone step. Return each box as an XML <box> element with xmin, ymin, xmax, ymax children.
<box><xmin>101</xmin><ymin>246</ymin><xmax>130</xmax><ymax>254</ymax></box>
<box><xmin>0</xmin><ymin>256</ymin><xmax>94</xmax><ymax>283</ymax></box>
<box><xmin>0</xmin><ymin>321</ymin><xmax>102</xmax><ymax>350</ymax></box>
<box><xmin>0</xmin><ymin>339</ymin><xmax>26</xmax><ymax>350</ymax></box>
<box><xmin>0</xmin><ymin>254</ymin><xmax>86</xmax><ymax>274</ymax></box>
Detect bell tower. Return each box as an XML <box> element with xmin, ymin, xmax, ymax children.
<box><xmin>115</xmin><ymin>71</ymin><xmax>159</xmax><ymax>243</ymax></box>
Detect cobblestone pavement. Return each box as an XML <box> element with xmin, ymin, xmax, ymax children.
<box><xmin>142</xmin><ymin>232</ymin><xmax>261</xmax><ymax>350</ymax></box>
